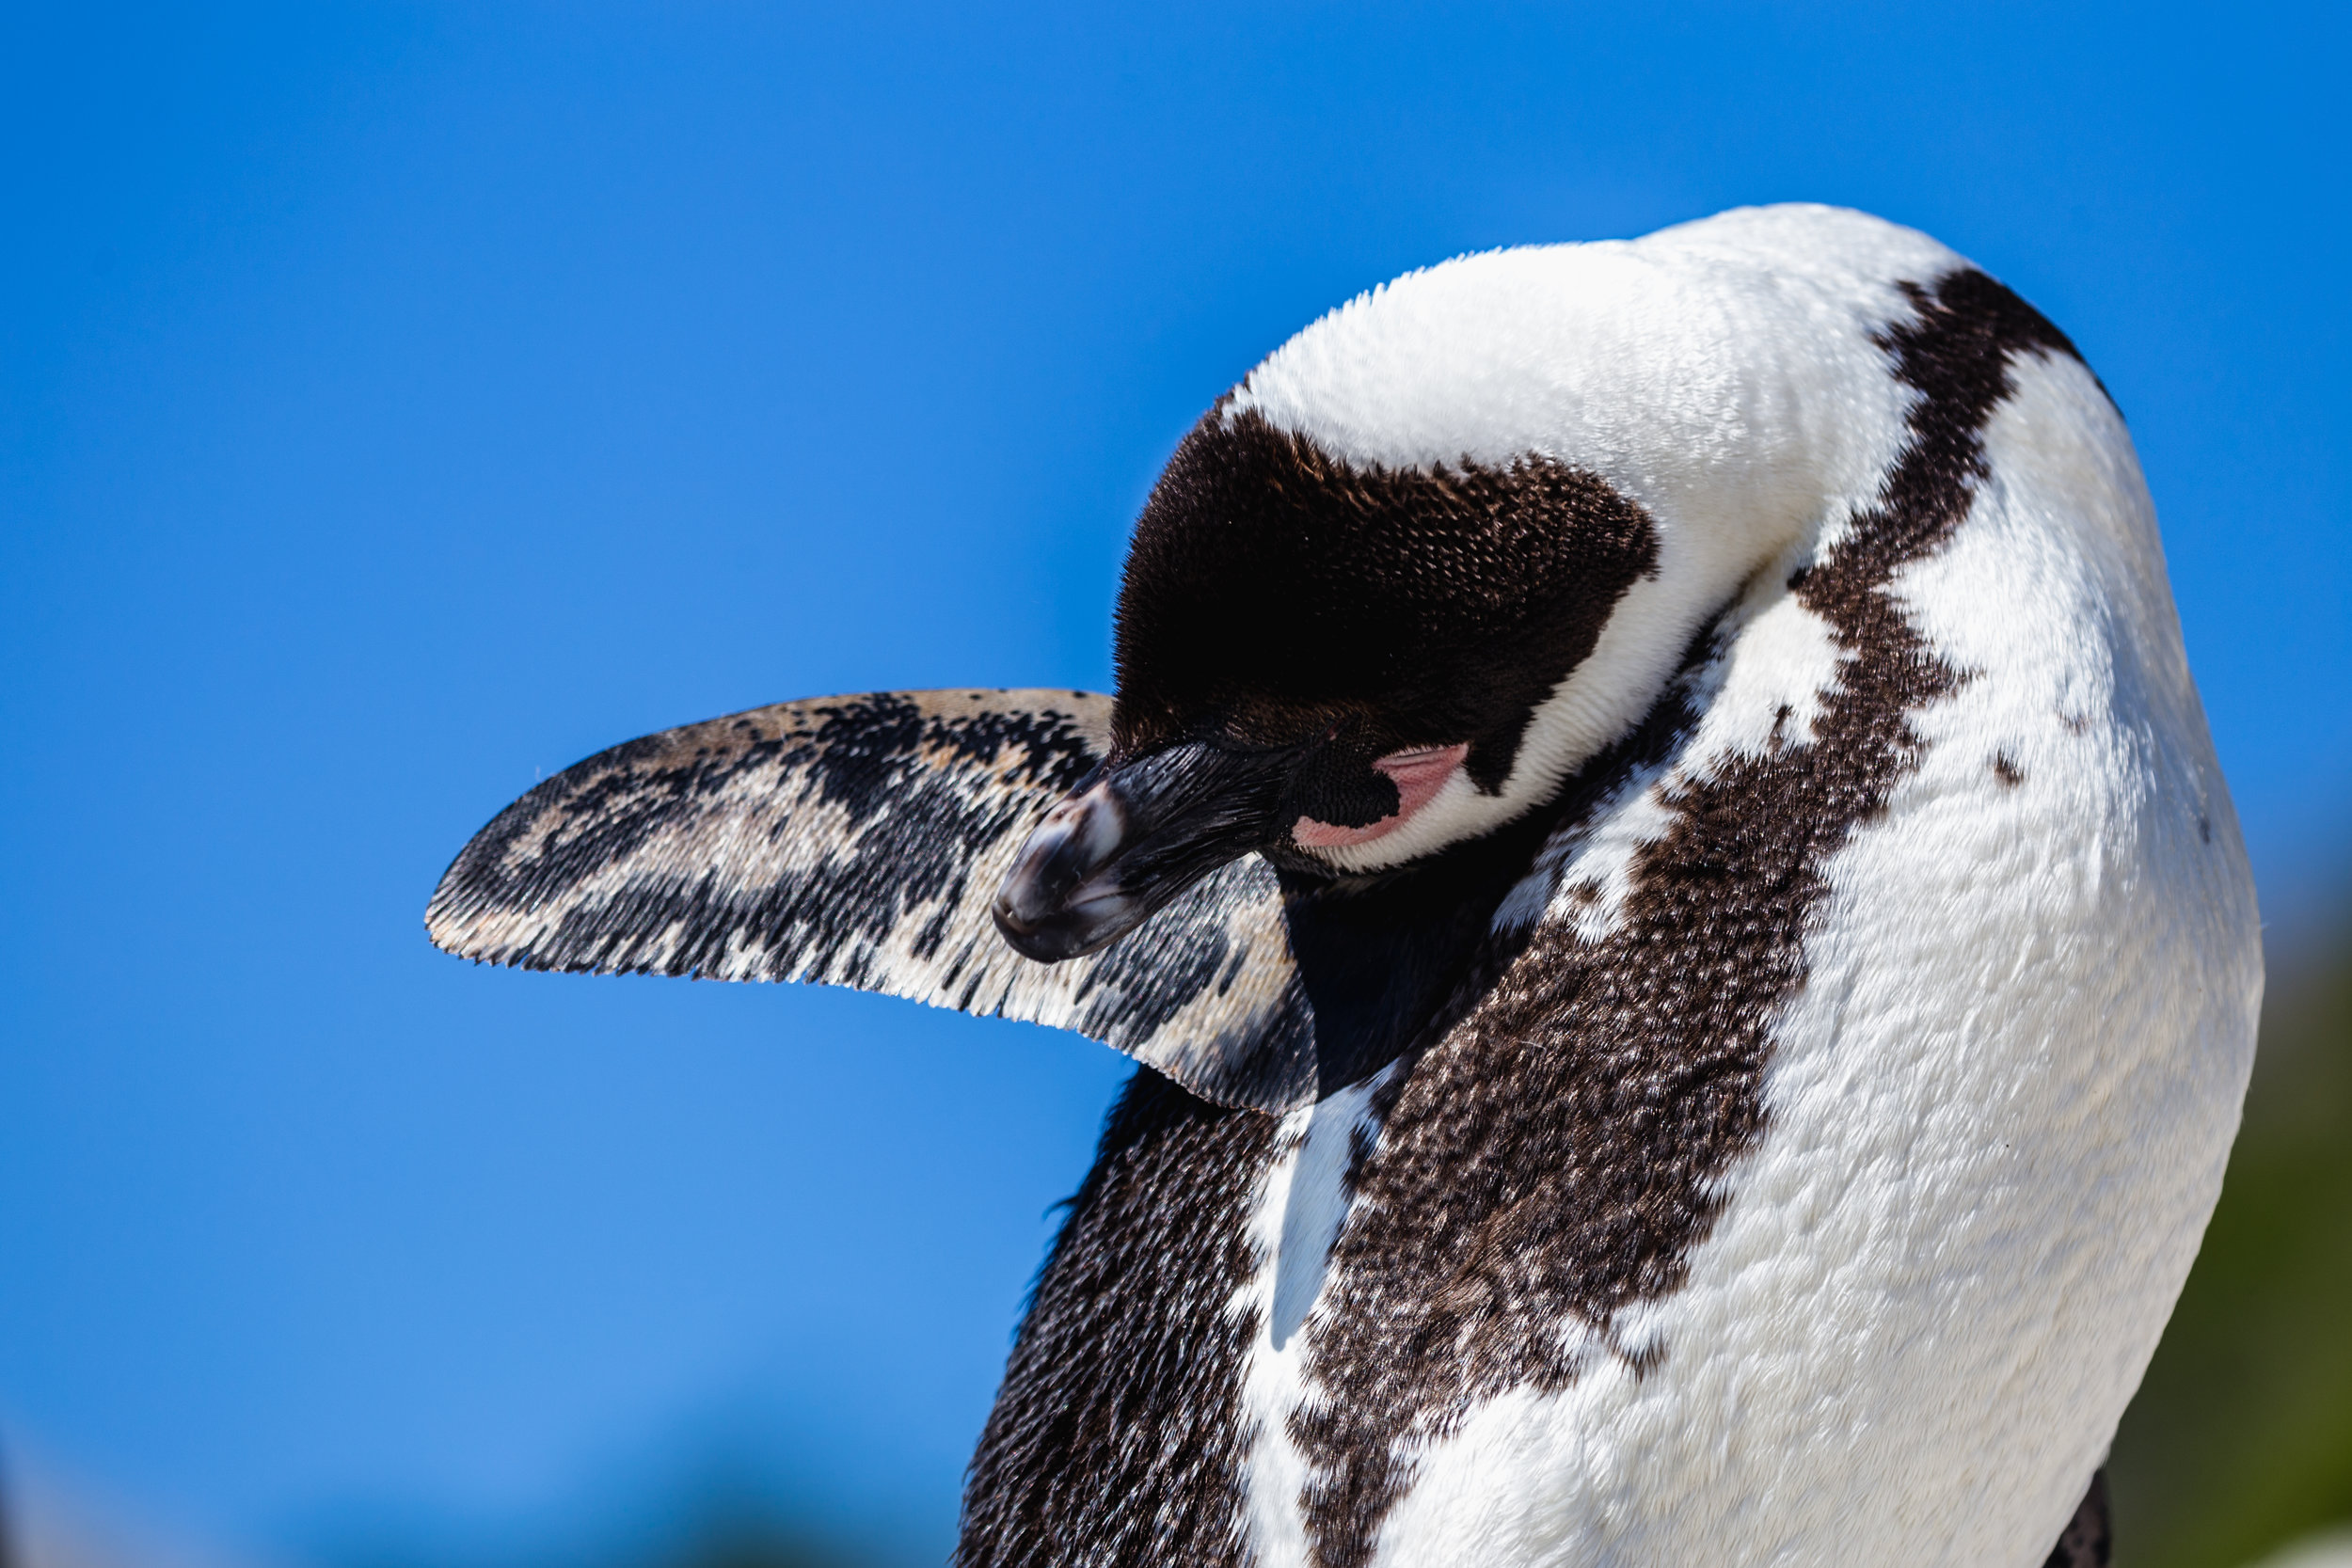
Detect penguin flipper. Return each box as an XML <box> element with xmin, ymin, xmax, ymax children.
<box><xmin>425</xmin><ymin>689</ymin><xmax>1315</xmax><ymax>1112</ymax></box>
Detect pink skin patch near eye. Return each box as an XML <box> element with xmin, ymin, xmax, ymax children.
<box><xmin>1293</xmin><ymin>743</ymin><xmax>1470</xmax><ymax>850</ymax></box>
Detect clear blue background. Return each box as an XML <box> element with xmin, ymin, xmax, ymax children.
<box><xmin>4</xmin><ymin>4</ymin><xmax>2346</xmax><ymax>1563</ymax></box>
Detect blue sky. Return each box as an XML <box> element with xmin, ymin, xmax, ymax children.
<box><xmin>4</xmin><ymin>4</ymin><xmax>2346</xmax><ymax>1562</ymax></box>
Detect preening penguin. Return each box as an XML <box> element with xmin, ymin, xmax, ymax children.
<box><xmin>427</xmin><ymin>205</ymin><xmax>2261</xmax><ymax>1568</ymax></box>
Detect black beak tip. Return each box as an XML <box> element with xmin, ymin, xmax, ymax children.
<box><xmin>992</xmin><ymin>778</ymin><xmax>1138</xmax><ymax>964</ymax></box>
<box><xmin>991</xmin><ymin>898</ymin><xmax>1088</xmax><ymax>964</ymax></box>
<box><xmin>993</xmin><ymin>885</ymin><xmax>1143</xmax><ymax>962</ymax></box>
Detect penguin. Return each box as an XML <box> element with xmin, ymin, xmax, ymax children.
<box><xmin>426</xmin><ymin>204</ymin><xmax>2262</xmax><ymax>1568</ymax></box>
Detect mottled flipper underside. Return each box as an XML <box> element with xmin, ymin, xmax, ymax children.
<box><xmin>425</xmin><ymin>689</ymin><xmax>1316</xmax><ymax>1111</ymax></box>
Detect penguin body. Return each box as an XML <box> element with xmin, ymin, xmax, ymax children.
<box><xmin>428</xmin><ymin>206</ymin><xmax>2261</xmax><ymax>1568</ymax></box>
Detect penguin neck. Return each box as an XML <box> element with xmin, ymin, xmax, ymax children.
<box><xmin>1270</xmin><ymin>672</ymin><xmax>1699</xmax><ymax>1102</ymax></box>
<box><xmin>1274</xmin><ymin>825</ymin><xmax>1547</xmax><ymax>1102</ymax></box>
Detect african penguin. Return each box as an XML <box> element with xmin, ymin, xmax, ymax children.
<box><xmin>427</xmin><ymin>204</ymin><xmax>2261</xmax><ymax>1568</ymax></box>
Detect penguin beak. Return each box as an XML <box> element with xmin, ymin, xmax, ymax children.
<box><xmin>992</xmin><ymin>739</ymin><xmax>1289</xmax><ymax>962</ymax></box>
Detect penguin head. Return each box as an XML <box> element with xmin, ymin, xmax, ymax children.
<box><xmin>994</xmin><ymin>230</ymin><xmax>1861</xmax><ymax>961</ymax></box>
<box><xmin>994</xmin><ymin>399</ymin><xmax>1664</xmax><ymax>962</ymax></box>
